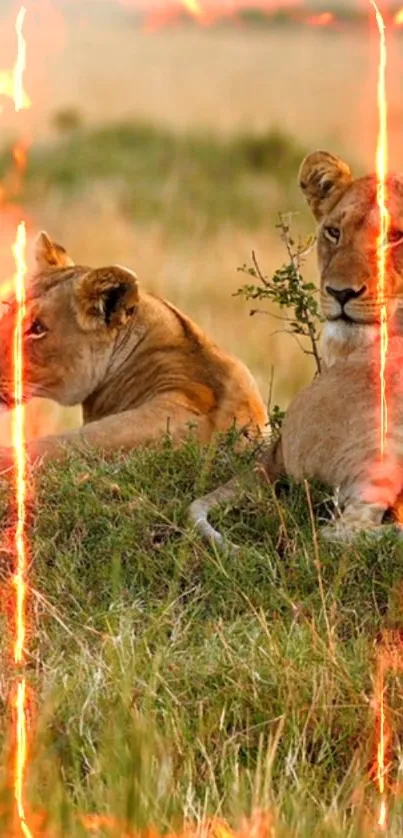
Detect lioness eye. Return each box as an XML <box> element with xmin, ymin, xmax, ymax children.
<box><xmin>324</xmin><ymin>226</ymin><xmax>341</xmax><ymax>244</ymax></box>
<box><xmin>26</xmin><ymin>319</ymin><xmax>46</xmax><ymax>338</ymax></box>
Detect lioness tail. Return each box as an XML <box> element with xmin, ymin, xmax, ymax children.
<box><xmin>188</xmin><ymin>437</ymin><xmax>285</xmax><ymax>550</ymax></box>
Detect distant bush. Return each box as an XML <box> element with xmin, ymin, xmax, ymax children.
<box><xmin>52</xmin><ymin>107</ymin><xmax>84</xmax><ymax>135</ymax></box>
<box><xmin>235</xmin><ymin>129</ymin><xmax>304</xmax><ymax>182</ymax></box>
<box><xmin>0</xmin><ymin>120</ymin><xmax>307</xmax><ymax>233</ymax></box>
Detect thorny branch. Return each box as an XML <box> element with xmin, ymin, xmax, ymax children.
<box><xmin>236</xmin><ymin>213</ymin><xmax>323</xmax><ymax>376</ymax></box>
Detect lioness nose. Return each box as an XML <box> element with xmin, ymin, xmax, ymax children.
<box><xmin>325</xmin><ymin>285</ymin><xmax>366</xmax><ymax>307</ymax></box>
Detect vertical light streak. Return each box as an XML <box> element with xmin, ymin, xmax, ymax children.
<box><xmin>14</xmin><ymin>8</ymin><xmax>28</xmax><ymax>113</ymax></box>
<box><xmin>9</xmin><ymin>6</ymin><xmax>32</xmax><ymax>836</ymax></box>
<box><xmin>376</xmin><ymin>670</ymin><xmax>387</xmax><ymax>829</ymax></box>
<box><xmin>0</xmin><ymin>6</ymin><xmax>30</xmax><ymax>112</ymax></box>
<box><xmin>12</xmin><ymin>221</ymin><xmax>27</xmax><ymax>669</ymax></box>
<box><xmin>12</xmin><ymin>221</ymin><xmax>31</xmax><ymax>838</ymax></box>
<box><xmin>371</xmin><ymin>0</ymin><xmax>390</xmax><ymax>458</ymax></box>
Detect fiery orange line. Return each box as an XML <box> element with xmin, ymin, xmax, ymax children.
<box><xmin>12</xmin><ymin>221</ymin><xmax>27</xmax><ymax>669</ymax></box>
<box><xmin>0</xmin><ymin>6</ymin><xmax>30</xmax><ymax>113</ymax></box>
<box><xmin>377</xmin><ymin>673</ymin><xmax>387</xmax><ymax>828</ymax></box>
<box><xmin>8</xmin><ymin>7</ymin><xmax>32</xmax><ymax>837</ymax></box>
<box><xmin>371</xmin><ymin>0</ymin><xmax>390</xmax><ymax>458</ymax></box>
<box><xmin>14</xmin><ymin>8</ymin><xmax>28</xmax><ymax>113</ymax></box>
<box><xmin>370</xmin><ymin>0</ymin><xmax>390</xmax><ymax>822</ymax></box>
<box><xmin>12</xmin><ymin>222</ymin><xmax>32</xmax><ymax>838</ymax></box>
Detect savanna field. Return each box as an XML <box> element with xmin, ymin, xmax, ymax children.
<box><xmin>1</xmin><ymin>3</ymin><xmax>403</xmax><ymax>835</ymax></box>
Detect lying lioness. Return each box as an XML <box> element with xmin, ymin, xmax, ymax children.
<box><xmin>189</xmin><ymin>150</ymin><xmax>403</xmax><ymax>544</ymax></box>
<box><xmin>0</xmin><ymin>232</ymin><xmax>267</xmax><ymax>467</ymax></box>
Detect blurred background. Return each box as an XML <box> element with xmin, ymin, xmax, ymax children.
<box><xmin>0</xmin><ymin>0</ymin><xmax>403</xmax><ymax>443</ymax></box>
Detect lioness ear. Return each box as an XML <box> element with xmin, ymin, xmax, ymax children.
<box><xmin>35</xmin><ymin>231</ymin><xmax>74</xmax><ymax>269</ymax></box>
<box><xmin>75</xmin><ymin>265</ymin><xmax>139</xmax><ymax>331</ymax></box>
<box><xmin>299</xmin><ymin>151</ymin><xmax>353</xmax><ymax>221</ymax></box>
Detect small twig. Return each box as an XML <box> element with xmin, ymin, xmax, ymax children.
<box><xmin>277</xmin><ymin>214</ymin><xmax>321</xmax><ymax>373</ymax></box>
<box><xmin>249</xmin><ymin>310</ymin><xmax>297</xmax><ymax>323</ymax></box>
<box><xmin>252</xmin><ymin>249</ymin><xmax>269</xmax><ymax>286</ymax></box>
<box><xmin>237</xmin><ymin>213</ymin><xmax>323</xmax><ymax>385</ymax></box>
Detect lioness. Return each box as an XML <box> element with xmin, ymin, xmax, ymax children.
<box><xmin>0</xmin><ymin>232</ymin><xmax>267</xmax><ymax>466</ymax></box>
<box><xmin>189</xmin><ymin>150</ymin><xmax>403</xmax><ymax>545</ymax></box>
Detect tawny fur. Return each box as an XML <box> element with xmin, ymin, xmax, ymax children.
<box><xmin>0</xmin><ymin>232</ymin><xmax>267</xmax><ymax>465</ymax></box>
<box><xmin>189</xmin><ymin>151</ymin><xmax>403</xmax><ymax>545</ymax></box>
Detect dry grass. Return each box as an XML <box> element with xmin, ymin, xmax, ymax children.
<box><xmin>0</xmin><ymin>436</ymin><xmax>399</xmax><ymax>836</ymax></box>
<box><xmin>1</xmin><ymin>20</ymin><xmax>402</xmax><ymax>166</ymax></box>
<box><xmin>0</xmin><ymin>12</ymin><xmax>403</xmax><ymax>835</ymax></box>
<box><xmin>0</xmin><ymin>19</ymin><xmax>401</xmax><ymax>441</ymax></box>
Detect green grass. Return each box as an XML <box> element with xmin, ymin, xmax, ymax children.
<box><xmin>0</xmin><ymin>431</ymin><xmax>403</xmax><ymax>835</ymax></box>
<box><xmin>0</xmin><ymin>121</ymin><xmax>306</xmax><ymax>234</ymax></box>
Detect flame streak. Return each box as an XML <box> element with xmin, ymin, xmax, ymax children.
<box><xmin>370</xmin><ymin>0</ymin><xmax>390</xmax><ymax>822</ymax></box>
<box><xmin>370</xmin><ymin>6</ymin><xmax>391</xmax><ymax>825</ymax></box>
<box><xmin>371</xmin><ymin>0</ymin><xmax>390</xmax><ymax>457</ymax></box>
<box><xmin>8</xmin><ymin>7</ymin><xmax>32</xmax><ymax>836</ymax></box>
<box><xmin>14</xmin><ymin>8</ymin><xmax>28</xmax><ymax>113</ymax></box>
<box><xmin>12</xmin><ymin>222</ymin><xmax>31</xmax><ymax>838</ymax></box>
<box><xmin>0</xmin><ymin>6</ymin><xmax>30</xmax><ymax>113</ymax></box>
<box><xmin>12</xmin><ymin>222</ymin><xmax>27</xmax><ymax>668</ymax></box>
<box><xmin>377</xmin><ymin>672</ymin><xmax>387</xmax><ymax>829</ymax></box>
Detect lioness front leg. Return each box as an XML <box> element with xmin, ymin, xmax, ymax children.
<box><xmin>321</xmin><ymin>456</ymin><xmax>403</xmax><ymax>543</ymax></box>
<box><xmin>0</xmin><ymin>395</ymin><xmax>214</xmax><ymax>471</ymax></box>
<box><xmin>321</xmin><ymin>499</ymin><xmax>387</xmax><ymax>543</ymax></box>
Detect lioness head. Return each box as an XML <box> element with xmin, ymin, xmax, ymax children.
<box><xmin>0</xmin><ymin>232</ymin><xmax>139</xmax><ymax>408</ymax></box>
<box><xmin>299</xmin><ymin>150</ymin><xmax>403</xmax><ymax>365</ymax></box>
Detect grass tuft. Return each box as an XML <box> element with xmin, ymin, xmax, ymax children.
<box><xmin>0</xmin><ymin>432</ymin><xmax>402</xmax><ymax>834</ymax></box>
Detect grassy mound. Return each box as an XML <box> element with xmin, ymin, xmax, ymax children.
<box><xmin>0</xmin><ymin>432</ymin><xmax>402</xmax><ymax>835</ymax></box>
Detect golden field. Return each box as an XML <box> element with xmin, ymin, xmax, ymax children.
<box><xmin>1</xmin><ymin>10</ymin><xmax>403</xmax><ymax>440</ymax></box>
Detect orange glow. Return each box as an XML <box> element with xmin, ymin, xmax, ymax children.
<box><xmin>371</xmin><ymin>0</ymin><xmax>390</xmax><ymax>458</ymax></box>
<box><xmin>5</xmin><ymin>6</ymin><xmax>33</xmax><ymax>837</ymax></box>
<box><xmin>143</xmin><ymin>1</ymin><xmax>305</xmax><ymax>30</ymax></box>
<box><xmin>0</xmin><ymin>7</ymin><xmax>30</xmax><ymax>113</ymax></box>
<box><xmin>14</xmin><ymin>681</ymin><xmax>31</xmax><ymax>838</ymax></box>
<box><xmin>79</xmin><ymin>813</ymin><xmax>274</xmax><ymax>837</ymax></box>
<box><xmin>376</xmin><ymin>670</ymin><xmax>387</xmax><ymax>829</ymax></box>
<box><xmin>181</xmin><ymin>0</ymin><xmax>204</xmax><ymax>18</ymax></box>
<box><xmin>305</xmin><ymin>11</ymin><xmax>335</xmax><ymax>27</ymax></box>
<box><xmin>145</xmin><ymin>0</ymin><xmax>210</xmax><ymax>29</ymax></box>
<box><xmin>14</xmin><ymin>8</ymin><xmax>29</xmax><ymax>113</ymax></box>
<box><xmin>393</xmin><ymin>8</ymin><xmax>403</xmax><ymax>26</ymax></box>
<box><xmin>378</xmin><ymin>798</ymin><xmax>387</xmax><ymax>829</ymax></box>
<box><xmin>13</xmin><ymin>141</ymin><xmax>28</xmax><ymax>175</ymax></box>
<box><xmin>12</xmin><ymin>221</ymin><xmax>27</xmax><ymax>668</ymax></box>
<box><xmin>81</xmin><ymin>814</ymin><xmax>135</xmax><ymax>836</ymax></box>
<box><xmin>370</xmin><ymin>633</ymin><xmax>403</xmax><ymax>831</ymax></box>
<box><xmin>12</xmin><ymin>221</ymin><xmax>32</xmax><ymax>838</ymax></box>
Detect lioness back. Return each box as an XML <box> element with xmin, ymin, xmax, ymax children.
<box><xmin>148</xmin><ymin>296</ymin><xmax>267</xmax><ymax>436</ymax></box>
<box><xmin>0</xmin><ymin>232</ymin><xmax>267</xmax><ymax>463</ymax></box>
